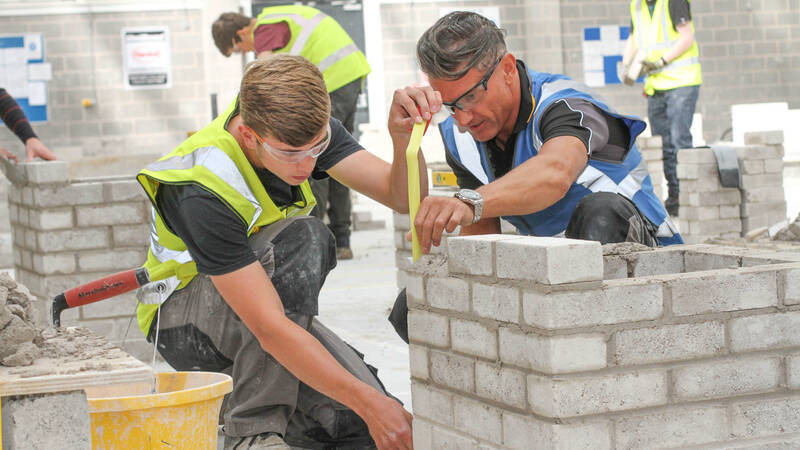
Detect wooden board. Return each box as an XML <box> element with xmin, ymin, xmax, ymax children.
<box><xmin>0</xmin><ymin>327</ymin><xmax>154</xmax><ymax>397</ymax></box>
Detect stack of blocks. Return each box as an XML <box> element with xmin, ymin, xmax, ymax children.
<box><xmin>636</xmin><ymin>135</ymin><xmax>665</xmax><ymax>202</ymax></box>
<box><xmin>738</xmin><ymin>131</ymin><xmax>787</xmax><ymax>233</ymax></box>
<box><xmin>6</xmin><ymin>160</ymin><xmax>152</xmax><ymax>359</ymax></box>
<box><xmin>406</xmin><ymin>234</ymin><xmax>800</xmax><ymax>449</ymax></box>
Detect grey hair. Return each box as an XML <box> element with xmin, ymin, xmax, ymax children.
<box><xmin>417</xmin><ymin>11</ymin><xmax>507</xmax><ymax>80</ymax></box>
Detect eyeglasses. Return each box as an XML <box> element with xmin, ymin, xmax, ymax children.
<box><xmin>250</xmin><ymin>124</ymin><xmax>331</xmax><ymax>163</ymax></box>
<box><xmin>442</xmin><ymin>53</ymin><xmax>505</xmax><ymax>115</ymax></box>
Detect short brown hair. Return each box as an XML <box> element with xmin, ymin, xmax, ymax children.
<box><xmin>212</xmin><ymin>12</ymin><xmax>251</xmax><ymax>56</ymax></box>
<box><xmin>239</xmin><ymin>55</ymin><xmax>331</xmax><ymax>147</ymax></box>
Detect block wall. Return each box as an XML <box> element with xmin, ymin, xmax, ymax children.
<box><xmin>6</xmin><ymin>161</ymin><xmax>152</xmax><ymax>361</ymax></box>
<box><xmin>407</xmin><ymin>236</ymin><xmax>800</xmax><ymax>449</ymax></box>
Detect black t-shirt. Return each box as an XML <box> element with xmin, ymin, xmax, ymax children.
<box><xmin>446</xmin><ymin>60</ymin><xmax>631</xmax><ymax>190</ymax></box>
<box><xmin>633</xmin><ymin>0</ymin><xmax>692</xmax><ymax>32</ymax></box>
<box><xmin>155</xmin><ymin>116</ymin><xmax>362</xmax><ymax>275</ymax></box>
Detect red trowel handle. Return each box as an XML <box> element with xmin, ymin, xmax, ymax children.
<box><xmin>51</xmin><ymin>268</ymin><xmax>150</xmax><ymax>326</ymax></box>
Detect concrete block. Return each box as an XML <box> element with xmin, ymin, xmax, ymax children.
<box><xmin>112</xmin><ymin>223</ymin><xmax>150</xmax><ymax>247</ymax></box>
<box><xmin>499</xmin><ymin>327</ymin><xmax>606</xmax><ymax>373</ymax></box>
<box><xmin>410</xmin><ymin>382</ymin><xmax>453</xmax><ymax>426</ymax></box>
<box><xmin>502</xmin><ymin>413</ymin><xmax>612</xmax><ymax>450</ymax></box>
<box><xmin>741</xmin><ymin>174</ymin><xmax>784</xmax><ymax>189</ymax></box>
<box><xmin>77</xmin><ymin>248</ymin><xmax>146</xmax><ymax>272</ymax></box>
<box><xmin>38</xmin><ymin>228</ymin><xmax>109</xmax><ymax>252</ymax></box>
<box><xmin>426</xmin><ymin>277</ymin><xmax>469</xmax><ymax>312</ymax></box>
<box><xmin>33</xmin><ymin>182</ymin><xmax>104</xmax><ymax>207</ymax></box>
<box><xmin>406</xmin><ymin>274</ymin><xmax>424</xmax><ymax>307</ymax></box>
<box><xmin>431</xmin><ymin>426</ymin><xmax>480</xmax><ymax>449</ymax></box>
<box><xmin>28</xmin><ymin>208</ymin><xmax>74</xmax><ymax>230</ymax></box>
<box><xmin>744</xmin><ymin>130</ymin><xmax>784</xmax><ymax>145</ymax></box>
<box><xmin>24</xmin><ymin>229</ymin><xmax>36</xmax><ymax>250</ymax></box>
<box><xmin>614</xmin><ymin>406</ymin><xmax>728</xmax><ymax>449</ymax></box>
<box><xmin>447</xmin><ymin>235</ymin><xmax>519</xmax><ymax>276</ymax></box>
<box><xmin>720</xmin><ymin>204</ymin><xmax>741</xmax><ymax>219</ymax></box>
<box><xmin>682</xmin><ymin>189</ymin><xmax>741</xmax><ymax>207</ymax></box>
<box><xmin>743</xmin><ymin>186</ymin><xmax>786</xmax><ymax>204</ymax></box>
<box><xmin>472</xmin><ymin>282</ymin><xmax>520</xmax><ymax>323</ymax></box>
<box><xmin>21</xmin><ymin>187</ymin><xmax>33</xmax><ymax>206</ymax></box>
<box><xmin>451</xmin><ymin>318</ymin><xmax>497</xmax><ymax>360</ymax></box>
<box><xmin>677</xmin><ymin>162</ymin><xmax>717</xmax><ymax>180</ymax></box>
<box><xmin>742</xmin><ymin>215</ymin><xmax>772</xmax><ymax>232</ymax></box>
<box><xmin>678</xmin><ymin>148</ymin><xmax>716</xmax><ymax>164</ymax></box>
<box><xmin>76</xmin><ymin>203</ymin><xmax>143</xmax><ymax>226</ymax></box>
<box><xmin>629</xmin><ymin>248</ymin><xmax>685</xmax><ymax>277</ymax></box>
<box><xmin>764</xmin><ymin>159</ymin><xmax>784</xmax><ymax>173</ymax></box>
<box><xmin>411</xmin><ymin>417</ymin><xmax>433</xmax><ymax>450</ymax></box>
<box><xmin>673</xmin><ymin>356</ymin><xmax>781</xmax><ymax>400</ymax></box>
<box><xmin>690</xmin><ymin>218</ymin><xmax>742</xmax><ymax>236</ymax></box>
<box><xmin>736</xmin><ymin>145</ymin><xmax>784</xmax><ymax>160</ymax></box>
<box><xmin>523</xmin><ymin>279</ymin><xmax>662</xmax><ymax>329</ymax></box>
<box><xmin>741</xmin><ymin>201</ymin><xmax>787</xmax><ymax>219</ymax></box>
<box><xmin>603</xmin><ymin>255</ymin><xmax>628</xmax><ymax>279</ymax></box>
<box><xmin>614</xmin><ymin>322</ymin><xmax>726</xmax><ymax>365</ymax></box>
<box><xmin>394</xmin><ymin>230</ymin><xmax>406</xmax><ymax>250</ymax></box>
<box><xmin>1</xmin><ymin>391</ymin><xmax>91</xmax><ymax>450</ymax></box>
<box><xmin>740</xmin><ymin>159</ymin><xmax>765</xmax><ymax>175</ymax></box>
<box><xmin>788</xmin><ymin>353</ymin><xmax>800</xmax><ymax>389</ymax></box>
<box><xmin>408</xmin><ymin>310</ymin><xmax>449</xmax><ymax>347</ymax></box>
<box><xmin>669</xmin><ymin>268</ymin><xmax>778</xmax><ymax>315</ymax></box>
<box><xmin>679</xmin><ymin>205</ymin><xmax>720</xmax><ymax>221</ymax></box>
<box><xmin>496</xmin><ymin>237</ymin><xmax>603</xmax><ymax>284</ymax></box>
<box><xmin>430</xmin><ymin>350</ymin><xmax>475</xmax><ymax>393</ymax></box>
<box><xmin>731</xmin><ymin>397</ymin><xmax>800</xmax><ymax>439</ymax></box>
<box><xmin>32</xmin><ymin>252</ymin><xmax>76</xmax><ymax>274</ymax></box>
<box><xmin>680</xmin><ymin>177</ymin><xmax>724</xmax><ymax>193</ymax></box>
<box><xmin>528</xmin><ymin>369</ymin><xmax>667</xmax><ymax>417</ymax></box>
<box><xmin>475</xmin><ymin>361</ymin><xmax>527</xmax><ymax>409</ymax></box>
<box><xmin>80</xmin><ymin>291</ymin><xmax>138</xmax><ymax>319</ymax></box>
<box><xmin>784</xmin><ymin>267</ymin><xmax>800</xmax><ymax>305</ymax></box>
<box><xmin>22</xmin><ymin>161</ymin><xmax>69</xmax><ymax>184</ymax></box>
<box><xmin>453</xmin><ymin>396</ymin><xmax>503</xmax><ymax>445</ymax></box>
<box><xmin>393</xmin><ymin>212</ymin><xmax>410</xmax><ymax>231</ymax></box>
<box><xmin>409</xmin><ymin>344</ymin><xmax>429</xmax><ymax>380</ymax></box>
<box><xmin>106</xmin><ymin>179</ymin><xmax>147</xmax><ymax>202</ymax></box>
<box><xmin>730</xmin><ymin>311</ymin><xmax>800</xmax><ymax>352</ymax></box>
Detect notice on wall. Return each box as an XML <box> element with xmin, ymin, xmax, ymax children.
<box><xmin>0</xmin><ymin>33</ymin><xmax>48</xmax><ymax>122</ymax></box>
<box><xmin>122</xmin><ymin>27</ymin><xmax>172</xmax><ymax>90</ymax></box>
<box><xmin>582</xmin><ymin>25</ymin><xmax>636</xmax><ymax>87</ymax></box>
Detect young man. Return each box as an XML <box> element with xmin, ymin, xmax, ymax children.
<box><xmin>212</xmin><ymin>6</ymin><xmax>372</xmax><ymax>260</ymax></box>
<box><xmin>623</xmin><ymin>0</ymin><xmax>702</xmax><ymax>216</ymax></box>
<box><xmin>387</xmin><ymin>11</ymin><xmax>681</xmax><ymax>343</ymax></box>
<box><xmin>0</xmin><ymin>87</ymin><xmax>56</xmax><ymax>162</ymax></box>
<box><xmin>136</xmin><ymin>55</ymin><xmax>420</xmax><ymax>449</ymax></box>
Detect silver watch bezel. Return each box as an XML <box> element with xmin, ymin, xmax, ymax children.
<box><xmin>454</xmin><ymin>189</ymin><xmax>483</xmax><ymax>224</ymax></box>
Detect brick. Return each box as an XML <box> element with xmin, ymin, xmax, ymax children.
<box><xmin>453</xmin><ymin>396</ymin><xmax>503</xmax><ymax>444</ymax></box>
<box><xmin>22</xmin><ymin>186</ymin><xmax>33</xmax><ymax>205</ymax></box>
<box><xmin>730</xmin><ymin>397</ymin><xmax>800</xmax><ymax>439</ymax></box>
<box><xmin>674</xmin><ymin>356</ymin><xmax>781</xmax><ymax>400</ymax></box>
<box><xmin>719</xmin><ymin>204</ymin><xmax>740</xmax><ymax>219</ymax></box>
<box><xmin>76</xmin><ymin>203</ymin><xmax>143</xmax><ymax>226</ymax></box>
<box><xmin>740</xmin><ymin>159</ymin><xmax>765</xmax><ymax>175</ymax></box>
<box><xmin>764</xmin><ymin>159</ymin><xmax>784</xmax><ymax>173</ymax></box>
<box><xmin>682</xmin><ymin>189</ymin><xmax>741</xmax><ymax>207</ymax></box>
<box><xmin>681</xmin><ymin>177</ymin><xmax>725</xmax><ymax>193</ymax></box>
<box><xmin>411</xmin><ymin>417</ymin><xmax>433</xmax><ymax>450</ymax></box>
<box><xmin>499</xmin><ymin>327</ymin><xmax>606</xmax><ymax>373</ymax></box>
<box><xmin>677</xmin><ymin>162</ymin><xmax>717</xmax><ymax>180</ymax></box>
<box><xmin>669</xmin><ymin>268</ymin><xmax>778</xmax><ymax>315</ymax></box>
<box><xmin>741</xmin><ymin>201</ymin><xmax>787</xmax><ymax>218</ymax></box>
<box><xmin>496</xmin><ymin>237</ymin><xmax>603</xmax><ymax>284</ymax></box>
<box><xmin>744</xmin><ymin>130</ymin><xmax>784</xmax><ymax>145</ymax></box>
<box><xmin>405</xmin><ymin>274</ymin><xmax>424</xmax><ymax>307</ymax></box>
<box><xmin>431</xmin><ymin>426</ymin><xmax>479</xmax><ymax>449</ymax></box>
<box><xmin>410</xmin><ymin>382</ymin><xmax>453</xmax><ymax>426</ymax></box>
<box><xmin>106</xmin><ymin>179</ymin><xmax>147</xmax><ymax>202</ymax></box>
<box><xmin>784</xmin><ymin>267</ymin><xmax>800</xmax><ymax>305</ymax></box>
<box><xmin>447</xmin><ymin>235</ymin><xmax>518</xmax><ymax>276</ymax></box>
<box><xmin>393</xmin><ymin>213</ymin><xmax>410</xmax><ymax>231</ymax></box>
<box><xmin>33</xmin><ymin>182</ymin><xmax>103</xmax><ymax>207</ymax></box>
<box><xmin>426</xmin><ymin>277</ymin><xmax>469</xmax><ymax>312</ymax></box>
<box><xmin>112</xmin><ymin>223</ymin><xmax>150</xmax><ymax>246</ymax></box>
<box><xmin>23</xmin><ymin>160</ymin><xmax>70</xmax><ymax>184</ymax></box>
<box><xmin>475</xmin><ymin>361</ymin><xmax>526</xmax><ymax>409</ymax></box>
<box><xmin>528</xmin><ymin>370</ymin><xmax>667</xmax><ymax>417</ymax></box>
<box><xmin>678</xmin><ymin>148</ymin><xmax>716</xmax><ymax>164</ymax></box>
<box><xmin>690</xmin><ymin>218</ymin><xmax>742</xmax><ymax>236</ymax></box>
<box><xmin>80</xmin><ymin>291</ymin><xmax>138</xmax><ymax>319</ymax></box>
<box><xmin>730</xmin><ymin>311</ymin><xmax>800</xmax><ymax>352</ymax></box>
<box><xmin>1</xmin><ymin>391</ymin><xmax>91</xmax><ymax>449</ymax></box>
<box><xmin>629</xmin><ymin>248</ymin><xmax>684</xmax><ymax>277</ymax></box>
<box><xmin>408</xmin><ymin>310</ymin><xmax>449</xmax><ymax>347</ymax></box>
<box><xmin>736</xmin><ymin>145</ymin><xmax>784</xmax><ymax>161</ymax></box>
<box><xmin>28</xmin><ymin>208</ymin><xmax>74</xmax><ymax>230</ymax></box>
<box><xmin>38</xmin><ymin>229</ymin><xmax>110</xmax><ymax>252</ymax></box>
<box><xmin>679</xmin><ymin>205</ymin><xmax>721</xmax><ymax>221</ymax></box>
<box><xmin>409</xmin><ymin>344</ymin><xmax>429</xmax><ymax>380</ymax></box>
<box><xmin>451</xmin><ymin>319</ymin><xmax>497</xmax><ymax>359</ymax></box>
<box><xmin>614</xmin><ymin>406</ymin><xmax>728</xmax><ymax>449</ymax></box>
<box><xmin>614</xmin><ymin>322</ymin><xmax>726</xmax><ymax>365</ymax></box>
<box><xmin>788</xmin><ymin>353</ymin><xmax>800</xmax><ymax>389</ymax></box>
<box><xmin>741</xmin><ymin>173</ymin><xmax>784</xmax><ymax>189</ymax></box>
<box><xmin>472</xmin><ymin>282</ymin><xmax>520</xmax><ymax>323</ymax></box>
<box><xmin>32</xmin><ymin>253</ymin><xmax>76</xmax><ymax>274</ymax></box>
<box><xmin>394</xmin><ymin>230</ymin><xmax>406</xmax><ymax>250</ymax></box>
<box><xmin>502</xmin><ymin>413</ymin><xmax>612</xmax><ymax>450</ymax></box>
<box><xmin>743</xmin><ymin>186</ymin><xmax>786</xmax><ymax>204</ymax></box>
<box><xmin>523</xmin><ymin>279</ymin><xmax>662</xmax><ymax>329</ymax></box>
<box><xmin>77</xmin><ymin>248</ymin><xmax>146</xmax><ymax>272</ymax></box>
<box><xmin>430</xmin><ymin>350</ymin><xmax>474</xmax><ymax>393</ymax></box>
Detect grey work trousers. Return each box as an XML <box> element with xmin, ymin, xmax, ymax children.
<box><xmin>150</xmin><ymin>216</ymin><xmax>384</xmax><ymax>448</ymax></box>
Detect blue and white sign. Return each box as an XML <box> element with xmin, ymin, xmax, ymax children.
<box><xmin>0</xmin><ymin>33</ymin><xmax>48</xmax><ymax>122</ymax></box>
<box><xmin>582</xmin><ymin>25</ymin><xmax>632</xmax><ymax>87</ymax></box>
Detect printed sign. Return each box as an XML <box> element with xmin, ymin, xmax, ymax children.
<box><xmin>122</xmin><ymin>27</ymin><xmax>171</xmax><ymax>90</ymax></box>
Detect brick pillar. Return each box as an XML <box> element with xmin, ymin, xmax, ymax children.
<box><xmin>637</xmin><ymin>135</ymin><xmax>665</xmax><ymax>202</ymax></box>
<box><xmin>6</xmin><ymin>161</ymin><xmax>152</xmax><ymax>360</ymax></box>
<box><xmin>739</xmin><ymin>130</ymin><xmax>787</xmax><ymax>233</ymax></box>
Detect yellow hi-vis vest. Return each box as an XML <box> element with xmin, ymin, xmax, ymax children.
<box><xmin>255</xmin><ymin>5</ymin><xmax>371</xmax><ymax>93</ymax></box>
<box><xmin>630</xmin><ymin>0</ymin><xmax>702</xmax><ymax>95</ymax></box>
<box><xmin>134</xmin><ymin>100</ymin><xmax>316</xmax><ymax>335</ymax></box>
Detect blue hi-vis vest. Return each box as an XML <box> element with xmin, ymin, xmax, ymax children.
<box><xmin>440</xmin><ymin>69</ymin><xmax>682</xmax><ymax>246</ymax></box>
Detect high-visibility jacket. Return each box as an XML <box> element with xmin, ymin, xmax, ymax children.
<box><xmin>440</xmin><ymin>68</ymin><xmax>683</xmax><ymax>246</ymax></box>
<box><xmin>630</xmin><ymin>0</ymin><xmax>702</xmax><ymax>95</ymax></box>
<box><xmin>255</xmin><ymin>5</ymin><xmax>371</xmax><ymax>93</ymax></box>
<box><xmin>134</xmin><ymin>100</ymin><xmax>316</xmax><ymax>335</ymax></box>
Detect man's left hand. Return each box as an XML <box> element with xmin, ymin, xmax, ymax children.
<box><xmin>409</xmin><ymin>196</ymin><xmax>474</xmax><ymax>253</ymax></box>
<box><xmin>25</xmin><ymin>137</ymin><xmax>56</xmax><ymax>162</ymax></box>
<box><xmin>642</xmin><ymin>57</ymin><xmax>666</xmax><ymax>74</ymax></box>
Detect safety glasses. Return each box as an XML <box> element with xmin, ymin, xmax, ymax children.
<box><xmin>250</xmin><ymin>124</ymin><xmax>331</xmax><ymax>163</ymax></box>
<box><xmin>442</xmin><ymin>53</ymin><xmax>505</xmax><ymax>115</ymax></box>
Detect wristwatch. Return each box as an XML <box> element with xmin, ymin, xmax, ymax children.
<box><xmin>454</xmin><ymin>189</ymin><xmax>483</xmax><ymax>224</ymax></box>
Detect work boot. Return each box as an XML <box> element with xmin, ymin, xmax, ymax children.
<box><xmin>665</xmin><ymin>195</ymin><xmax>679</xmax><ymax>217</ymax></box>
<box><xmin>225</xmin><ymin>432</ymin><xmax>291</xmax><ymax>450</ymax></box>
<box><xmin>336</xmin><ymin>247</ymin><xmax>353</xmax><ymax>260</ymax></box>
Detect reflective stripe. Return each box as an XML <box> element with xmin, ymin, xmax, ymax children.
<box><xmin>576</xmin><ymin>165</ymin><xmax>618</xmax><ymax>193</ymax></box>
<box><xmin>317</xmin><ymin>43</ymin><xmax>359</xmax><ymax>72</ymax></box>
<box><xmin>660</xmin><ymin>0</ymin><xmax>670</xmax><ymax>43</ymax></box>
<box><xmin>452</xmin><ymin>123</ymin><xmax>488</xmax><ymax>185</ymax></box>
<box><xmin>634</xmin><ymin>0</ymin><xmax>643</xmax><ymax>48</ymax></box>
<box><xmin>657</xmin><ymin>216</ymin><xmax>680</xmax><ymax>237</ymax></box>
<box><xmin>648</xmin><ymin>56</ymin><xmax>701</xmax><ymax>74</ymax></box>
<box><xmin>647</xmin><ymin>42</ymin><xmax>674</xmax><ymax>51</ymax></box>
<box><xmin>618</xmin><ymin>158</ymin><xmax>650</xmax><ymax>198</ymax></box>
<box><xmin>137</xmin><ymin>276</ymin><xmax>179</xmax><ymax>306</ymax></box>
<box><xmin>145</xmin><ymin>146</ymin><xmax>263</xmax><ymax>231</ymax></box>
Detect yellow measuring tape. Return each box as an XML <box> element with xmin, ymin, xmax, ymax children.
<box><xmin>406</xmin><ymin>120</ymin><xmax>428</xmax><ymax>262</ymax></box>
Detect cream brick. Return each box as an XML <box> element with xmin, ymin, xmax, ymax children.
<box><xmin>502</xmin><ymin>413</ymin><xmax>612</xmax><ymax>450</ymax></box>
<box><xmin>411</xmin><ymin>417</ymin><xmax>434</xmax><ymax>450</ymax></box>
<box><xmin>405</xmin><ymin>274</ymin><xmax>424</xmax><ymax>307</ymax></box>
<box><xmin>684</xmin><ymin>250</ymin><xmax>742</xmax><ymax>271</ymax></box>
<box><xmin>499</xmin><ymin>327</ymin><xmax>606</xmax><ymax>373</ymax></box>
<box><xmin>447</xmin><ymin>235</ymin><xmax>519</xmax><ymax>276</ymax></box>
<box><xmin>38</xmin><ymin>228</ymin><xmax>109</xmax><ymax>252</ymax></box>
<box><xmin>603</xmin><ymin>255</ymin><xmax>628</xmax><ymax>279</ymax></box>
<box><xmin>77</xmin><ymin>248</ymin><xmax>146</xmax><ymax>272</ymax></box>
<box><xmin>33</xmin><ymin>183</ymin><xmax>103</xmax><ymax>207</ymax></box>
<box><xmin>32</xmin><ymin>253</ymin><xmax>76</xmax><ymax>275</ymax></box>
<box><xmin>28</xmin><ymin>208</ymin><xmax>74</xmax><ymax>230</ymax></box>
<box><xmin>783</xmin><ymin>267</ymin><xmax>800</xmax><ymax>305</ymax></box>
<box><xmin>788</xmin><ymin>353</ymin><xmax>800</xmax><ymax>389</ymax></box>
<box><xmin>430</xmin><ymin>350</ymin><xmax>475</xmax><ymax>393</ymax></box>
<box><xmin>408</xmin><ymin>310</ymin><xmax>449</xmax><ymax>347</ymax></box>
<box><xmin>410</xmin><ymin>382</ymin><xmax>453</xmax><ymax>427</ymax></box>
<box><xmin>426</xmin><ymin>277</ymin><xmax>469</xmax><ymax>312</ymax></box>
<box><xmin>409</xmin><ymin>344</ymin><xmax>429</xmax><ymax>380</ymax></box>
<box><xmin>674</xmin><ymin>357</ymin><xmax>781</xmax><ymax>400</ymax></box>
<box><xmin>472</xmin><ymin>282</ymin><xmax>520</xmax><ymax>323</ymax></box>
<box><xmin>669</xmin><ymin>268</ymin><xmax>778</xmax><ymax>315</ymax></box>
<box><xmin>431</xmin><ymin>426</ymin><xmax>479</xmax><ymax>449</ymax></box>
<box><xmin>614</xmin><ymin>322</ymin><xmax>726</xmax><ymax>365</ymax></box>
<box><xmin>76</xmin><ymin>203</ymin><xmax>143</xmax><ymax>226</ymax></box>
<box><xmin>23</xmin><ymin>161</ymin><xmax>69</xmax><ymax>184</ymax></box>
<box><xmin>451</xmin><ymin>319</ymin><xmax>497</xmax><ymax>360</ymax></box>
<box><xmin>731</xmin><ymin>397</ymin><xmax>800</xmax><ymax>439</ymax></box>
<box><xmin>475</xmin><ymin>361</ymin><xmax>526</xmax><ymax>409</ymax></box>
<box><xmin>730</xmin><ymin>311</ymin><xmax>800</xmax><ymax>352</ymax></box>
<box><xmin>496</xmin><ymin>236</ymin><xmax>603</xmax><ymax>284</ymax></box>
<box><xmin>615</xmin><ymin>406</ymin><xmax>729</xmax><ymax>449</ymax></box>
<box><xmin>523</xmin><ymin>279</ymin><xmax>662</xmax><ymax>329</ymax></box>
<box><xmin>112</xmin><ymin>224</ymin><xmax>149</xmax><ymax>246</ymax></box>
<box><xmin>453</xmin><ymin>396</ymin><xmax>503</xmax><ymax>445</ymax></box>
<box><xmin>629</xmin><ymin>248</ymin><xmax>684</xmax><ymax>277</ymax></box>
<box><xmin>106</xmin><ymin>179</ymin><xmax>147</xmax><ymax>202</ymax></box>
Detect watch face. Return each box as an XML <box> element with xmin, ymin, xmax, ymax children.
<box><xmin>460</xmin><ymin>190</ymin><xmax>481</xmax><ymax>201</ymax></box>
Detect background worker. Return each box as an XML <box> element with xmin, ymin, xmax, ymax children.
<box><xmin>212</xmin><ymin>5</ymin><xmax>372</xmax><ymax>260</ymax></box>
<box><xmin>0</xmin><ymin>87</ymin><xmax>57</xmax><ymax>163</ymax></box>
<box><xmin>136</xmin><ymin>55</ymin><xmax>420</xmax><ymax>449</ymax></box>
<box><xmin>623</xmin><ymin>0</ymin><xmax>702</xmax><ymax>217</ymax></box>
<box><xmin>388</xmin><ymin>11</ymin><xmax>681</xmax><ymax>343</ymax></box>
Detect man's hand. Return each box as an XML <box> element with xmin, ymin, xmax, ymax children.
<box><xmin>25</xmin><ymin>137</ymin><xmax>56</xmax><ymax>162</ymax></box>
<box><xmin>388</xmin><ymin>86</ymin><xmax>442</xmax><ymax>143</ymax></box>
<box><xmin>1</xmin><ymin>146</ymin><xmax>18</xmax><ymax>163</ymax></box>
<box><xmin>642</xmin><ymin>56</ymin><xmax>666</xmax><ymax>74</ymax></box>
<box><xmin>361</xmin><ymin>394</ymin><xmax>413</xmax><ymax>449</ymax></box>
<box><xmin>410</xmin><ymin>195</ymin><xmax>475</xmax><ymax>253</ymax></box>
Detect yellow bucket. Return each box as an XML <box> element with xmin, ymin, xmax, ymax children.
<box><xmin>85</xmin><ymin>371</ymin><xmax>232</xmax><ymax>449</ymax></box>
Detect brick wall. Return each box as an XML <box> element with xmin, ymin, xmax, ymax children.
<box><xmin>6</xmin><ymin>161</ymin><xmax>152</xmax><ymax>360</ymax></box>
<box><xmin>406</xmin><ymin>236</ymin><xmax>800</xmax><ymax>449</ymax></box>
